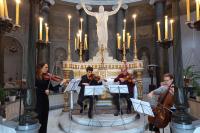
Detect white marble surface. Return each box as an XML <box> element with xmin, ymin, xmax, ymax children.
<box><xmin>47</xmin><ymin>109</ymin><xmax>171</xmax><ymax>133</ymax></box>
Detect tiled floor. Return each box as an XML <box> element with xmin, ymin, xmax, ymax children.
<box><xmin>47</xmin><ymin>109</ymin><xmax>171</xmax><ymax>133</ymax></box>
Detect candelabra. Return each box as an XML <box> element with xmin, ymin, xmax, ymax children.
<box><xmin>156</xmin><ymin>16</ymin><xmax>174</xmax><ymax>49</ymax></box>
<box><xmin>75</xmin><ymin>31</ymin><xmax>88</xmax><ymax>62</ymax></box>
<box><xmin>117</xmin><ymin>19</ymin><xmax>131</xmax><ymax>62</ymax></box>
<box><xmin>117</xmin><ymin>32</ymin><xmax>131</xmax><ymax>62</ymax></box>
<box><xmin>185</xmin><ymin>0</ymin><xmax>200</xmax><ymax>31</ymax></box>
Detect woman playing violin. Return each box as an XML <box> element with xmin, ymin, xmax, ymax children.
<box><xmin>35</xmin><ymin>63</ymin><xmax>67</xmax><ymax>133</ymax></box>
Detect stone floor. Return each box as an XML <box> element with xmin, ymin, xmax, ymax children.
<box><xmin>47</xmin><ymin>109</ymin><xmax>171</xmax><ymax>133</ymax></box>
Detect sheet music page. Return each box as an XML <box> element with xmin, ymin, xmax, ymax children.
<box><xmin>130</xmin><ymin>98</ymin><xmax>143</xmax><ymax>114</ymax></box>
<box><xmin>140</xmin><ymin>101</ymin><xmax>154</xmax><ymax>117</ymax></box>
<box><xmin>64</xmin><ymin>79</ymin><xmax>80</xmax><ymax>92</ymax></box>
<box><xmin>108</xmin><ymin>85</ymin><xmax>128</xmax><ymax>93</ymax></box>
<box><xmin>84</xmin><ymin>85</ymin><xmax>104</xmax><ymax>96</ymax></box>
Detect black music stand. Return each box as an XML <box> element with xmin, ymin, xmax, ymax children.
<box><xmin>84</xmin><ymin>85</ymin><xmax>104</xmax><ymax>127</ymax></box>
<box><xmin>109</xmin><ymin>85</ymin><xmax>128</xmax><ymax>128</ymax></box>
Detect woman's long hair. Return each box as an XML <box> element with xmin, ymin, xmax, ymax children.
<box><xmin>36</xmin><ymin>63</ymin><xmax>47</xmax><ymax>80</ymax></box>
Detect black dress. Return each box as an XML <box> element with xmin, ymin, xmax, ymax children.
<box><xmin>35</xmin><ymin>78</ymin><xmax>54</xmax><ymax>133</ymax></box>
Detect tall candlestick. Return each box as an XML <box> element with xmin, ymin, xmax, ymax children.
<box><xmin>15</xmin><ymin>0</ymin><xmax>20</xmax><ymax>25</ymax></box>
<box><xmin>77</xmin><ymin>33</ymin><xmax>80</xmax><ymax>49</ymax></box>
<box><xmin>196</xmin><ymin>0</ymin><xmax>200</xmax><ymax>21</ymax></box>
<box><xmin>68</xmin><ymin>15</ymin><xmax>71</xmax><ymax>41</ymax></box>
<box><xmin>132</xmin><ymin>14</ymin><xmax>138</xmax><ymax>60</ymax></box>
<box><xmin>127</xmin><ymin>33</ymin><xmax>131</xmax><ymax>49</ymax></box>
<box><xmin>186</xmin><ymin>0</ymin><xmax>190</xmax><ymax>22</ymax></box>
<box><xmin>75</xmin><ymin>38</ymin><xmax>77</xmax><ymax>50</ymax></box>
<box><xmin>157</xmin><ymin>22</ymin><xmax>161</xmax><ymax>41</ymax></box>
<box><xmin>165</xmin><ymin>16</ymin><xmax>168</xmax><ymax>40</ymax></box>
<box><xmin>3</xmin><ymin>0</ymin><xmax>8</xmax><ymax>19</ymax></box>
<box><xmin>170</xmin><ymin>19</ymin><xmax>174</xmax><ymax>40</ymax></box>
<box><xmin>45</xmin><ymin>23</ymin><xmax>49</xmax><ymax>42</ymax></box>
<box><xmin>0</xmin><ymin>0</ymin><xmax>4</xmax><ymax>18</ymax></box>
<box><xmin>39</xmin><ymin>17</ymin><xmax>43</xmax><ymax>41</ymax></box>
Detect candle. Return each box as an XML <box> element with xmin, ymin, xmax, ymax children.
<box><xmin>68</xmin><ymin>15</ymin><xmax>71</xmax><ymax>42</ymax></box>
<box><xmin>79</xmin><ymin>30</ymin><xmax>82</xmax><ymax>43</ymax></box>
<box><xmin>157</xmin><ymin>22</ymin><xmax>161</xmax><ymax>42</ymax></box>
<box><xmin>170</xmin><ymin>19</ymin><xmax>174</xmax><ymax>40</ymax></box>
<box><xmin>117</xmin><ymin>33</ymin><xmax>121</xmax><ymax>49</ymax></box>
<box><xmin>75</xmin><ymin>38</ymin><xmax>77</xmax><ymax>50</ymax></box>
<box><xmin>196</xmin><ymin>0</ymin><xmax>200</xmax><ymax>20</ymax></box>
<box><xmin>45</xmin><ymin>23</ymin><xmax>49</xmax><ymax>42</ymax></box>
<box><xmin>186</xmin><ymin>0</ymin><xmax>190</xmax><ymax>21</ymax></box>
<box><xmin>0</xmin><ymin>0</ymin><xmax>4</xmax><ymax>18</ymax></box>
<box><xmin>39</xmin><ymin>17</ymin><xmax>44</xmax><ymax>41</ymax></box>
<box><xmin>165</xmin><ymin>16</ymin><xmax>168</xmax><ymax>40</ymax></box>
<box><xmin>3</xmin><ymin>0</ymin><xmax>8</xmax><ymax>19</ymax></box>
<box><xmin>132</xmin><ymin>14</ymin><xmax>137</xmax><ymax>40</ymax></box>
<box><xmin>77</xmin><ymin>33</ymin><xmax>80</xmax><ymax>49</ymax></box>
<box><xmin>122</xmin><ymin>29</ymin><xmax>125</xmax><ymax>42</ymax></box>
<box><xmin>15</xmin><ymin>0</ymin><xmax>20</xmax><ymax>25</ymax></box>
<box><xmin>127</xmin><ymin>33</ymin><xmax>131</xmax><ymax>49</ymax></box>
<box><xmin>84</xmin><ymin>34</ymin><xmax>88</xmax><ymax>50</ymax></box>
<box><xmin>123</xmin><ymin>19</ymin><xmax>126</xmax><ymax>30</ymax></box>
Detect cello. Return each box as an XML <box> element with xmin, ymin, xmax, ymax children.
<box><xmin>148</xmin><ymin>82</ymin><xmax>174</xmax><ymax>129</ymax></box>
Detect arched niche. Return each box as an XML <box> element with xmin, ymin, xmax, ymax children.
<box><xmin>3</xmin><ymin>36</ymin><xmax>23</xmax><ymax>82</ymax></box>
<box><xmin>138</xmin><ymin>47</ymin><xmax>150</xmax><ymax>76</ymax></box>
<box><xmin>53</xmin><ymin>48</ymin><xmax>67</xmax><ymax>76</ymax></box>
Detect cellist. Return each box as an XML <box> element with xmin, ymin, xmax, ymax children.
<box><xmin>147</xmin><ymin>73</ymin><xmax>174</xmax><ymax>133</ymax></box>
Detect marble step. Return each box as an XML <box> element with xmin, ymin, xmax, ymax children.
<box><xmin>58</xmin><ymin>112</ymin><xmax>145</xmax><ymax>133</ymax></box>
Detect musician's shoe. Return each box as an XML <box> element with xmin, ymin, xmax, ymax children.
<box><xmin>126</xmin><ymin>109</ymin><xmax>131</xmax><ymax>114</ymax></box>
<box><xmin>80</xmin><ymin>108</ymin><xmax>83</xmax><ymax>114</ymax></box>
<box><xmin>114</xmin><ymin>110</ymin><xmax>123</xmax><ymax>116</ymax></box>
<box><xmin>135</xmin><ymin>113</ymin><xmax>140</xmax><ymax>119</ymax></box>
<box><xmin>88</xmin><ymin>111</ymin><xmax>93</xmax><ymax>119</ymax></box>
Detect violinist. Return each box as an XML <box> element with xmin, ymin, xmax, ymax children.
<box><xmin>113</xmin><ymin>67</ymin><xmax>136</xmax><ymax>116</ymax></box>
<box><xmin>35</xmin><ymin>63</ymin><xmax>67</xmax><ymax>133</ymax></box>
<box><xmin>77</xmin><ymin>66</ymin><xmax>101</xmax><ymax>119</ymax></box>
<box><xmin>147</xmin><ymin>73</ymin><xmax>174</xmax><ymax>133</ymax></box>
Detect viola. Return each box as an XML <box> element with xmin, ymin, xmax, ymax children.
<box><xmin>43</xmin><ymin>73</ymin><xmax>63</xmax><ymax>82</ymax></box>
<box><xmin>88</xmin><ymin>74</ymin><xmax>107</xmax><ymax>82</ymax></box>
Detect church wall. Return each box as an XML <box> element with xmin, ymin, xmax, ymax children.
<box><xmin>168</xmin><ymin>12</ymin><xmax>200</xmax><ymax>73</ymax></box>
<box><xmin>3</xmin><ymin>0</ymin><xmax>30</xmax><ymax>81</ymax></box>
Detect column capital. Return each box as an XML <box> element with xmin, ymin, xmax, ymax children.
<box><xmin>76</xmin><ymin>4</ymin><xmax>92</xmax><ymax>11</ymax></box>
<box><xmin>112</xmin><ymin>4</ymin><xmax>128</xmax><ymax>11</ymax></box>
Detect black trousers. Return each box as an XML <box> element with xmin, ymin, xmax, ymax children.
<box><xmin>36</xmin><ymin>94</ymin><xmax>49</xmax><ymax>133</ymax></box>
<box><xmin>112</xmin><ymin>93</ymin><xmax>133</xmax><ymax>111</ymax></box>
<box><xmin>77</xmin><ymin>92</ymin><xmax>94</xmax><ymax>113</ymax></box>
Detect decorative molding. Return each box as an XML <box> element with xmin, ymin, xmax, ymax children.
<box><xmin>62</xmin><ymin>0</ymin><xmax>141</xmax><ymax>5</ymax></box>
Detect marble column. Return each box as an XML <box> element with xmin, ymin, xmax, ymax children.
<box><xmin>116</xmin><ymin>8</ymin><xmax>125</xmax><ymax>61</ymax></box>
<box><xmin>37</xmin><ymin>1</ymin><xmax>52</xmax><ymax>66</ymax></box>
<box><xmin>18</xmin><ymin>0</ymin><xmax>39</xmax><ymax>127</ymax></box>
<box><xmin>0</xmin><ymin>34</ymin><xmax>4</xmax><ymax>87</ymax></box>
<box><xmin>171</xmin><ymin>0</ymin><xmax>193</xmax><ymax>131</ymax></box>
<box><xmin>152</xmin><ymin>0</ymin><xmax>166</xmax><ymax>87</ymax></box>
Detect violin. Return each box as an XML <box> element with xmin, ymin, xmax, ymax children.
<box><xmin>123</xmin><ymin>74</ymin><xmax>134</xmax><ymax>83</ymax></box>
<box><xmin>89</xmin><ymin>74</ymin><xmax>107</xmax><ymax>82</ymax></box>
<box><xmin>43</xmin><ymin>73</ymin><xmax>63</xmax><ymax>82</ymax></box>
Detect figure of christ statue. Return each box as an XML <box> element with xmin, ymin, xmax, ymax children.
<box><xmin>81</xmin><ymin>0</ymin><xmax>123</xmax><ymax>51</ymax></box>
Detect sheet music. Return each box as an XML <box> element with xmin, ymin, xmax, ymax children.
<box><xmin>64</xmin><ymin>79</ymin><xmax>81</xmax><ymax>93</ymax></box>
<box><xmin>108</xmin><ymin>85</ymin><xmax>128</xmax><ymax>94</ymax></box>
<box><xmin>84</xmin><ymin>85</ymin><xmax>104</xmax><ymax>96</ymax></box>
<box><xmin>130</xmin><ymin>98</ymin><xmax>154</xmax><ymax>117</ymax></box>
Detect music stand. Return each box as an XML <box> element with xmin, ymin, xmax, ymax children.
<box><xmin>64</xmin><ymin>79</ymin><xmax>80</xmax><ymax>117</ymax></box>
<box><xmin>130</xmin><ymin>98</ymin><xmax>154</xmax><ymax>132</ymax></box>
<box><xmin>108</xmin><ymin>85</ymin><xmax>128</xmax><ymax>128</ymax></box>
<box><xmin>84</xmin><ymin>85</ymin><xmax>104</xmax><ymax>127</ymax></box>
